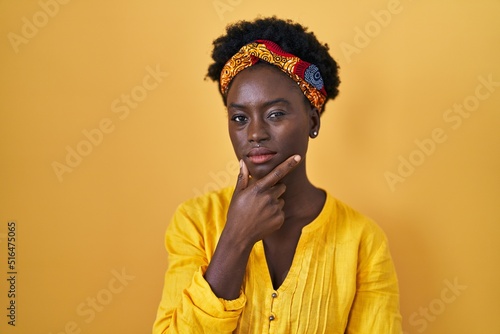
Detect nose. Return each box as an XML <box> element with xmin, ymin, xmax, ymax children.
<box><xmin>247</xmin><ymin>117</ymin><xmax>270</xmax><ymax>144</ymax></box>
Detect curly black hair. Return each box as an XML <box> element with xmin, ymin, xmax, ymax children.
<box><xmin>206</xmin><ymin>16</ymin><xmax>340</xmax><ymax>112</ymax></box>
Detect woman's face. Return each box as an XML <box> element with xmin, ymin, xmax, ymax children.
<box><xmin>226</xmin><ymin>64</ymin><xmax>320</xmax><ymax>180</ymax></box>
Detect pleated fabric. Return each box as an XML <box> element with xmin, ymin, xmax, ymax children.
<box><xmin>153</xmin><ymin>187</ymin><xmax>402</xmax><ymax>334</ymax></box>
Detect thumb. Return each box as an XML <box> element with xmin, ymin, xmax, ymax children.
<box><xmin>235</xmin><ymin>159</ymin><xmax>249</xmax><ymax>191</ymax></box>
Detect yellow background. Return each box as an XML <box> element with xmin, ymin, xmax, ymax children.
<box><xmin>1</xmin><ymin>0</ymin><xmax>499</xmax><ymax>333</ymax></box>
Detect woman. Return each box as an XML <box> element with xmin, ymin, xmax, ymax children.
<box><xmin>153</xmin><ymin>17</ymin><xmax>402</xmax><ymax>333</ymax></box>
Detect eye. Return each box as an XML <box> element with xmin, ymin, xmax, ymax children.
<box><xmin>268</xmin><ymin>110</ymin><xmax>286</xmax><ymax>119</ymax></box>
<box><xmin>230</xmin><ymin>114</ymin><xmax>248</xmax><ymax>124</ymax></box>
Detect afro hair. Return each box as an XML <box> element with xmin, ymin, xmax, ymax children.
<box><xmin>206</xmin><ymin>16</ymin><xmax>340</xmax><ymax>112</ymax></box>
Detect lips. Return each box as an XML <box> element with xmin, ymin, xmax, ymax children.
<box><xmin>247</xmin><ymin>147</ymin><xmax>277</xmax><ymax>164</ymax></box>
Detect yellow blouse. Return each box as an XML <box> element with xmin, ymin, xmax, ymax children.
<box><xmin>153</xmin><ymin>187</ymin><xmax>402</xmax><ymax>333</ymax></box>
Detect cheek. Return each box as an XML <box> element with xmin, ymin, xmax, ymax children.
<box><xmin>228</xmin><ymin>128</ymin><xmax>245</xmax><ymax>153</ymax></box>
<box><xmin>282</xmin><ymin>125</ymin><xmax>310</xmax><ymax>151</ymax></box>
<box><xmin>285</xmin><ymin>123</ymin><xmax>309</xmax><ymax>140</ymax></box>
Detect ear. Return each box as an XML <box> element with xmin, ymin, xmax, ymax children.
<box><xmin>309</xmin><ymin>107</ymin><xmax>321</xmax><ymax>138</ymax></box>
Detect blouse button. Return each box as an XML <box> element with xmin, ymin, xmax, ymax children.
<box><xmin>269</xmin><ymin>315</ymin><xmax>275</xmax><ymax>321</ymax></box>
<box><xmin>271</xmin><ymin>292</ymin><xmax>278</xmax><ymax>298</ymax></box>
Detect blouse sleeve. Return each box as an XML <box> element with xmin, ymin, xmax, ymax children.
<box><xmin>152</xmin><ymin>203</ymin><xmax>246</xmax><ymax>334</ymax></box>
<box><xmin>346</xmin><ymin>224</ymin><xmax>403</xmax><ymax>334</ymax></box>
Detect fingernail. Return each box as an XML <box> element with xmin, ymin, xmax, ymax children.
<box><xmin>239</xmin><ymin>159</ymin><xmax>243</xmax><ymax>168</ymax></box>
<box><xmin>293</xmin><ymin>155</ymin><xmax>301</xmax><ymax>162</ymax></box>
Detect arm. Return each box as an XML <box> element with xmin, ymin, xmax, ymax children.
<box><xmin>152</xmin><ymin>203</ymin><xmax>246</xmax><ymax>334</ymax></box>
<box><xmin>346</xmin><ymin>227</ymin><xmax>402</xmax><ymax>334</ymax></box>
<box><xmin>153</xmin><ymin>156</ymin><xmax>301</xmax><ymax>333</ymax></box>
<box><xmin>204</xmin><ymin>156</ymin><xmax>300</xmax><ymax>299</ymax></box>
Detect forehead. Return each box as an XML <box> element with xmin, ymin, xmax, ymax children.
<box><xmin>226</xmin><ymin>64</ymin><xmax>306</xmax><ymax>107</ymax></box>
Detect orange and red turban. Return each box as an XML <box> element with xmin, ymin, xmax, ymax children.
<box><xmin>220</xmin><ymin>40</ymin><xmax>327</xmax><ymax>111</ymax></box>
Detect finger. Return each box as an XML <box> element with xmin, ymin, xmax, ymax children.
<box><xmin>235</xmin><ymin>159</ymin><xmax>249</xmax><ymax>191</ymax></box>
<box><xmin>256</xmin><ymin>155</ymin><xmax>301</xmax><ymax>190</ymax></box>
<box><xmin>269</xmin><ymin>183</ymin><xmax>286</xmax><ymax>199</ymax></box>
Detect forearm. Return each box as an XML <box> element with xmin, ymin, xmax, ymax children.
<box><xmin>154</xmin><ymin>227</ymin><xmax>250</xmax><ymax>333</ymax></box>
<box><xmin>154</xmin><ymin>264</ymin><xmax>247</xmax><ymax>334</ymax></box>
<box><xmin>204</xmin><ymin>156</ymin><xmax>299</xmax><ymax>300</ymax></box>
<box><xmin>204</xmin><ymin>228</ymin><xmax>254</xmax><ymax>300</ymax></box>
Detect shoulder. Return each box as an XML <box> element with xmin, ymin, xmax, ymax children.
<box><xmin>323</xmin><ymin>193</ymin><xmax>395</xmax><ymax>269</ymax></box>
<box><xmin>324</xmin><ymin>192</ymin><xmax>388</xmax><ymax>246</ymax></box>
<box><xmin>165</xmin><ymin>187</ymin><xmax>235</xmax><ymax>253</ymax></box>
<box><xmin>168</xmin><ymin>187</ymin><xmax>235</xmax><ymax>233</ymax></box>
<box><xmin>176</xmin><ymin>186</ymin><xmax>235</xmax><ymax>217</ymax></box>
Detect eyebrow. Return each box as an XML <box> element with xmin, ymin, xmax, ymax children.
<box><xmin>228</xmin><ymin>98</ymin><xmax>291</xmax><ymax>110</ymax></box>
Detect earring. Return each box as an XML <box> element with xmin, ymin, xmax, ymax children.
<box><xmin>311</xmin><ymin>131</ymin><xmax>318</xmax><ymax>138</ymax></box>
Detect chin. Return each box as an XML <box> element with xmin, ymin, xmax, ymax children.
<box><xmin>247</xmin><ymin>161</ymin><xmax>281</xmax><ymax>181</ymax></box>
<box><xmin>248</xmin><ymin>166</ymin><xmax>269</xmax><ymax>180</ymax></box>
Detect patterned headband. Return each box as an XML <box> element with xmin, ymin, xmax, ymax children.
<box><xmin>220</xmin><ymin>39</ymin><xmax>327</xmax><ymax>111</ymax></box>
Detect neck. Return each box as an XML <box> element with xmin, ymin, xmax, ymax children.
<box><xmin>279</xmin><ymin>159</ymin><xmax>325</xmax><ymax>221</ymax></box>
